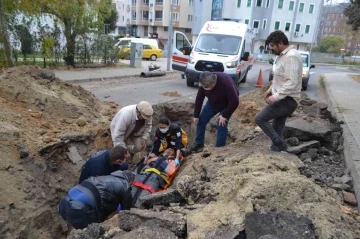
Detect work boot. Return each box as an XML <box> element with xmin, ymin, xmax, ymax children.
<box><xmin>188</xmin><ymin>143</ymin><xmax>204</xmax><ymax>153</ymax></box>
<box><xmin>269</xmin><ymin>142</ymin><xmax>288</xmax><ymax>152</ymax></box>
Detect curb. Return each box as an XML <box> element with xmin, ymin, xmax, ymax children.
<box><xmin>313</xmin><ymin>63</ymin><xmax>360</xmax><ymax>67</ymax></box>
<box><xmin>62</xmin><ymin>70</ymin><xmax>174</xmax><ymax>84</ymax></box>
<box><xmin>324</xmin><ymin>76</ymin><xmax>360</xmax><ymax>212</ymax></box>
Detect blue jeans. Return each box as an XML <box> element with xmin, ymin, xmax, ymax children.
<box><xmin>195</xmin><ymin>101</ymin><xmax>230</xmax><ymax>147</ymax></box>
<box><xmin>255</xmin><ymin>96</ymin><xmax>298</xmax><ymax>146</ymax></box>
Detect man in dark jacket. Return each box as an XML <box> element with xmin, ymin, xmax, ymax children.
<box><xmin>58</xmin><ymin>170</ymin><xmax>135</xmax><ymax>229</ymax></box>
<box><xmin>79</xmin><ymin>145</ymin><xmax>130</xmax><ymax>183</ymax></box>
<box><xmin>189</xmin><ymin>71</ymin><xmax>239</xmax><ymax>152</ymax></box>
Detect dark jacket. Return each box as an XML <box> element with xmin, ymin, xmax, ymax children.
<box><xmin>85</xmin><ymin>170</ymin><xmax>131</xmax><ymax>221</ymax></box>
<box><xmin>151</xmin><ymin>123</ymin><xmax>184</xmax><ymax>155</ymax></box>
<box><xmin>79</xmin><ymin>149</ymin><xmax>122</xmax><ymax>183</ymax></box>
<box><xmin>194</xmin><ymin>72</ymin><xmax>239</xmax><ymax>119</ymax></box>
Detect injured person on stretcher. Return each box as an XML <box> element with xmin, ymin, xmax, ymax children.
<box><xmin>131</xmin><ymin>148</ymin><xmax>181</xmax><ymax>206</ymax></box>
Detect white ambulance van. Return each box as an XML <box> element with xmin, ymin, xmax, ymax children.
<box><xmin>172</xmin><ymin>19</ymin><xmax>255</xmax><ymax>87</ymax></box>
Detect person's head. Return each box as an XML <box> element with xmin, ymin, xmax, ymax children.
<box><xmin>163</xmin><ymin>148</ymin><xmax>175</xmax><ymax>157</ymax></box>
<box><xmin>109</xmin><ymin>146</ymin><xmax>130</xmax><ymax>165</ymax></box>
<box><xmin>136</xmin><ymin>101</ymin><xmax>153</xmax><ymax>120</ymax></box>
<box><xmin>199</xmin><ymin>71</ymin><xmax>217</xmax><ymax>91</ymax></box>
<box><xmin>158</xmin><ymin>117</ymin><xmax>170</xmax><ymax>134</ymax></box>
<box><xmin>266</xmin><ymin>30</ymin><xmax>289</xmax><ymax>55</ymax></box>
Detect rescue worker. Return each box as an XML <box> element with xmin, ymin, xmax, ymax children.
<box><xmin>110</xmin><ymin>101</ymin><xmax>153</xmax><ymax>154</ymax></box>
<box><xmin>150</xmin><ymin>117</ymin><xmax>188</xmax><ymax>166</ymax></box>
<box><xmin>58</xmin><ymin>170</ymin><xmax>135</xmax><ymax>229</ymax></box>
<box><xmin>79</xmin><ymin>145</ymin><xmax>130</xmax><ymax>184</ymax></box>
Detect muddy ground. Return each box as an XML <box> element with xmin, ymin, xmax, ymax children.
<box><xmin>0</xmin><ymin>66</ymin><xmax>359</xmax><ymax>239</ymax></box>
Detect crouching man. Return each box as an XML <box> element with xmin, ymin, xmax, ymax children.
<box><xmin>58</xmin><ymin>170</ymin><xmax>135</xmax><ymax>229</ymax></box>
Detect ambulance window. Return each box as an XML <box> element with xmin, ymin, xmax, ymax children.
<box><xmin>176</xmin><ymin>33</ymin><xmax>191</xmax><ymax>55</ymax></box>
<box><xmin>241</xmin><ymin>40</ymin><xmax>245</xmax><ymax>58</ymax></box>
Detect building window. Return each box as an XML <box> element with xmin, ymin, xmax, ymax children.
<box><xmin>142</xmin><ymin>0</ymin><xmax>149</xmax><ymax>5</ymax></box>
<box><xmin>153</xmin><ymin>26</ymin><xmax>157</xmax><ymax>33</ymax></box>
<box><xmin>253</xmin><ymin>20</ymin><xmax>260</xmax><ymax>28</ymax></box>
<box><xmin>122</xmin><ymin>16</ymin><xmax>125</xmax><ymax>21</ymax></box>
<box><xmin>185</xmin><ymin>28</ymin><xmax>191</xmax><ymax>33</ymax></box>
<box><xmin>274</xmin><ymin>21</ymin><xmax>280</xmax><ymax>30</ymax></box>
<box><xmin>245</xmin><ymin>19</ymin><xmax>249</xmax><ymax>25</ymax></box>
<box><xmin>289</xmin><ymin>1</ymin><xmax>294</xmax><ymax>10</ymax></box>
<box><xmin>173</xmin><ymin>0</ymin><xmax>179</xmax><ymax>5</ymax></box>
<box><xmin>309</xmin><ymin>4</ymin><xmax>314</xmax><ymax>13</ymax></box>
<box><xmin>142</xmin><ymin>11</ymin><xmax>149</xmax><ymax>21</ymax></box>
<box><xmin>188</xmin><ymin>14</ymin><xmax>193</xmax><ymax>22</ymax></box>
<box><xmin>132</xmin><ymin>0</ymin><xmax>136</xmax><ymax>4</ymax></box>
<box><xmin>278</xmin><ymin>0</ymin><xmax>283</xmax><ymax>9</ymax></box>
<box><xmin>247</xmin><ymin>0</ymin><xmax>251</xmax><ymax>7</ymax></box>
<box><xmin>237</xmin><ymin>0</ymin><xmax>241</xmax><ymax>8</ymax></box>
<box><xmin>164</xmin><ymin>26</ymin><xmax>168</xmax><ymax>31</ymax></box>
<box><xmin>262</xmin><ymin>19</ymin><xmax>267</xmax><ymax>29</ymax></box>
<box><xmin>132</xmin><ymin>11</ymin><xmax>136</xmax><ymax>20</ymax></box>
<box><xmin>144</xmin><ymin>26</ymin><xmax>148</xmax><ymax>37</ymax></box>
<box><xmin>155</xmin><ymin>11</ymin><xmax>163</xmax><ymax>21</ymax></box>
<box><xmin>299</xmin><ymin>3</ymin><xmax>304</xmax><ymax>12</ymax></box>
<box><xmin>265</xmin><ymin>0</ymin><xmax>270</xmax><ymax>7</ymax></box>
<box><xmin>285</xmin><ymin>22</ymin><xmax>291</xmax><ymax>31</ymax></box>
<box><xmin>256</xmin><ymin>0</ymin><xmax>262</xmax><ymax>7</ymax></box>
<box><xmin>305</xmin><ymin>24</ymin><xmax>310</xmax><ymax>33</ymax></box>
<box><xmin>173</xmin><ymin>12</ymin><xmax>179</xmax><ymax>21</ymax></box>
<box><xmin>155</xmin><ymin>0</ymin><xmax>163</xmax><ymax>5</ymax></box>
<box><xmin>333</xmin><ymin>20</ymin><xmax>337</xmax><ymax>26</ymax></box>
<box><xmin>295</xmin><ymin>23</ymin><xmax>300</xmax><ymax>32</ymax></box>
<box><xmin>188</xmin><ymin>0</ymin><xmax>193</xmax><ymax>7</ymax></box>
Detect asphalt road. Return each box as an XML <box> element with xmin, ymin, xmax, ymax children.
<box><xmin>78</xmin><ymin>63</ymin><xmax>357</xmax><ymax>106</ymax></box>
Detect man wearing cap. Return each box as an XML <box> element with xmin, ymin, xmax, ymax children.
<box><xmin>110</xmin><ymin>101</ymin><xmax>154</xmax><ymax>154</ymax></box>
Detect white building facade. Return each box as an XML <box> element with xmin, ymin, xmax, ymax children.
<box><xmin>193</xmin><ymin>0</ymin><xmax>324</xmax><ymax>52</ymax></box>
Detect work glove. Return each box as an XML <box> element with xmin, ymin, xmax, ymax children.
<box><xmin>175</xmin><ymin>158</ymin><xmax>180</xmax><ymax>166</ymax></box>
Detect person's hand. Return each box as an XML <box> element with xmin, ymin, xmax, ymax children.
<box><xmin>145</xmin><ymin>157</ymin><xmax>157</xmax><ymax>165</ymax></box>
<box><xmin>193</xmin><ymin>117</ymin><xmax>199</xmax><ymax>125</ymax></box>
<box><xmin>218</xmin><ymin>115</ymin><xmax>228</xmax><ymax>126</ymax></box>
<box><xmin>264</xmin><ymin>90</ymin><xmax>272</xmax><ymax>100</ymax></box>
<box><xmin>149</xmin><ymin>153</ymin><xmax>156</xmax><ymax>158</ymax></box>
<box><xmin>141</xmin><ymin>138</ymin><xmax>147</xmax><ymax>148</ymax></box>
<box><xmin>175</xmin><ymin>158</ymin><xmax>180</xmax><ymax>166</ymax></box>
<box><xmin>266</xmin><ymin>96</ymin><xmax>278</xmax><ymax>104</ymax></box>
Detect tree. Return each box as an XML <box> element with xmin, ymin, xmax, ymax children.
<box><xmin>15</xmin><ymin>25</ymin><xmax>33</xmax><ymax>57</ymax></box>
<box><xmin>317</xmin><ymin>36</ymin><xmax>345</xmax><ymax>53</ymax></box>
<box><xmin>0</xmin><ymin>0</ymin><xmax>13</xmax><ymax>67</ymax></box>
<box><xmin>344</xmin><ymin>0</ymin><xmax>360</xmax><ymax>30</ymax></box>
<box><xmin>99</xmin><ymin>0</ymin><xmax>118</xmax><ymax>33</ymax></box>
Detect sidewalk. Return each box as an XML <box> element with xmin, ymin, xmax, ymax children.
<box><xmin>53</xmin><ymin>58</ymin><xmax>170</xmax><ymax>82</ymax></box>
<box><xmin>324</xmin><ymin>72</ymin><xmax>360</xmax><ymax>210</ymax></box>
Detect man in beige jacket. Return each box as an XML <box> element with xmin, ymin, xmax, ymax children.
<box><xmin>110</xmin><ymin>101</ymin><xmax>153</xmax><ymax>154</ymax></box>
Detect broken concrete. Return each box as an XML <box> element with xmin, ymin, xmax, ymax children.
<box><xmin>244</xmin><ymin>210</ymin><xmax>317</xmax><ymax>239</ymax></box>
<box><xmin>284</xmin><ymin>118</ymin><xmax>332</xmax><ymax>142</ymax></box>
<box><xmin>67</xmin><ymin>146</ymin><xmax>85</xmax><ymax>170</ymax></box>
<box><xmin>135</xmin><ymin>189</ymin><xmax>186</xmax><ymax>209</ymax></box>
<box><xmin>114</xmin><ymin>225</ymin><xmax>177</xmax><ymax>239</ymax></box>
<box><xmin>287</xmin><ymin>140</ymin><xmax>321</xmax><ymax>154</ymax></box>
<box><xmin>118</xmin><ymin>209</ymin><xmax>186</xmax><ymax>237</ymax></box>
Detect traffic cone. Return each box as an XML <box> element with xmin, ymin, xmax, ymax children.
<box><xmin>255</xmin><ymin>69</ymin><xmax>264</xmax><ymax>88</ymax></box>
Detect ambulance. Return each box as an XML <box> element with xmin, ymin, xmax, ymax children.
<box><xmin>172</xmin><ymin>19</ymin><xmax>255</xmax><ymax>87</ymax></box>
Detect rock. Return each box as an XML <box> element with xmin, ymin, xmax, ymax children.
<box><xmin>43</xmin><ymin>137</ymin><xmax>56</xmax><ymax>143</ymax></box>
<box><xmin>39</xmin><ymin>70</ymin><xmax>55</xmax><ymax>80</ymax></box>
<box><xmin>285</xmin><ymin>137</ymin><xmax>300</xmax><ymax>146</ymax></box>
<box><xmin>303</xmin><ymin>158</ymin><xmax>312</xmax><ymax>163</ymax></box>
<box><xmin>307</xmin><ymin>103</ymin><xmax>329</xmax><ymax>118</ymax></box>
<box><xmin>118</xmin><ymin>209</ymin><xmax>186</xmax><ymax>237</ymax></box>
<box><xmin>333</xmin><ymin>177</ymin><xmax>342</xmax><ymax>184</ymax></box>
<box><xmin>67</xmin><ymin>223</ymin><xmax>101</xmax><ymax>239</ymax></box>
<box><xmin>114</xmin><ymin>225</ymin><xmax>177</xmax><ymax>239</ymax></box>
<box><xmin>341</xmin><ymin>175</ymin><xmax>353</xmax><ymax>186</ymax></box>
<box><xmin>0</xmin><ymin>122</ymin><xmax>21</xmax><ymax>141</ymax></box>
<box><xmin>176</xmin><ymin>175</ymin><xmax>203</xmax><ymax>205</ymax></box>
<box><xmin>67</xmin><ymin>146</ymin><xmax>85</xmax><ymax>170</ymax></box>
<box><xmin>336</xmin><ymin>145</ymin><xmax>344</xmax><ymax>153</ymax></box>
<box><xmin>41</xmin><ymin>122</ymin><xmax>52</xmax><ymax>129</ymax></box>
<box><xmin>60</xmin><ymin>133</ymin><xmax>94</xmax><ymax>142</ymax></box>
<box><xmin>19</xmin><ymin>149</ymin><xmax>29</xmax><ymax>159</ymax></box>
<box><xmin>30</xmin><ymin>112</ymin><xmax>42</xmax><ymax>119</ymax></box>
<box><xmin>135</xmin><ymin>189</ymin><xmax>186</xmax><ymax>209</ymax></box>
<box><xmin>245</xmin><ymin>210</ymin><xmax>317</xmax><ymax>239</ymax></box>
<box><xmin>331</xmin><ymin>184</ymin><xmax>351</xmax><ymax>191</ymax></box>
<box><xmin>284</xmin><ymin>118</ymin><xmax>332</xmax><ymax>142</ymax></box>
<box><xmin>330</xmin><ymin>132</ymin><xmax>341</xmax><ymax>151</ymax></box>
<box><xmin>76</xmin><ymin>117</ymin><xmax>87</xmax><ymax>127</ymax></box>
<box><xmin>319</xmin><ymin>147</ymin><xmax>331</xmax><ymax>156</ymax></box>
<box><xmin>343</xmin><ymin>191</ymin><xmax>357</xmax><ymax>206</ymax></box>
<box><xmin>287</xmin><ymin>140</ymin><xmax>321</xmax><ymax>154</ymax></box>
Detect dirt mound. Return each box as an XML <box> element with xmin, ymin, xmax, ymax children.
<box><xmin>160</xmin><ymin>91</ymin><xmax>182</xmax><ymax>97</ymax></box>
<box><xmin>0</xmin><ymin>66</ymin><xmax>119</xmax><ymax>239</ymax></box>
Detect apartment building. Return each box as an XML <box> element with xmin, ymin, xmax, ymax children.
<box><xmin>318</xmin><ymin>3</ymin><xmax>360</xmax><ymax>54</ymax></box>
<box><xmin>193</xmin><ymin>0</ymin><xmax>324</xmax><ymax>52</ymax></box>
<box><xmin>119</xmin><ymin>0</ymin><xmax>193</xmax><ymax>48</ymax></box>
<box><xmin>112</xmin><ymin>0</ymin><xmax>128</xmax><ymax>35</ymax></box>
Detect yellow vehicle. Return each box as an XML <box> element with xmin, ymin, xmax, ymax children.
<box><xmin>119</xmin><ymin>44</ymin><xmax>162</xmax><ymax>61</ymax></box>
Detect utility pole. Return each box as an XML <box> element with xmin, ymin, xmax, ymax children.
<box><xmin>166</xmin><ymin>0</ymin><xmax>174</xmax><ymax>71</ymax></box>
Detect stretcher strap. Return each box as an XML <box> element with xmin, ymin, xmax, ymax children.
<box><xmin>133</xmin><ymin>181</ymin><xmax>155</xmax><ymax>194</ymax></box>
<box><xmin>144</xmin><ymin>168</ymin><xmax>170</xmax><ymax>185</ymax></box>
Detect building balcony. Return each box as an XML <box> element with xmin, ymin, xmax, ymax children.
<box><xmin>155</xmin><ymin>1</ymin><xmax>163</xmax><ymax>5</ymax></box>
<box><xmin>155</xmin><ymin>18</ymin><xmax>163</xmax><ymax>22</ymax></box>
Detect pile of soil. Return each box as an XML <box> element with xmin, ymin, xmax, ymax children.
<box><xmin>160</xmin><ymin>91</ymin><xmax>182</xmax><ymax>97</ymax></box>
<box><xmin>0</xmin><ymin>66</ymin><xmax>119</xmax><ymax>239</ymax></box>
